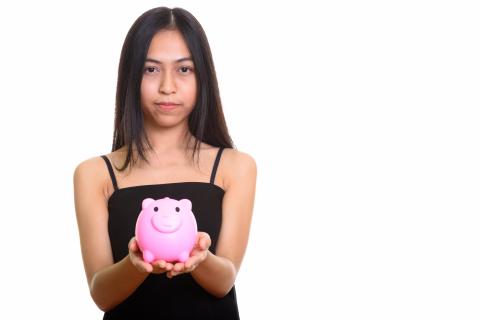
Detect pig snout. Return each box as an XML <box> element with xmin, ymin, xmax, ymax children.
<box><xmin>151</xmin><ymin>212</ymin><xmax>182</xmax><ymax>233</ymax></box>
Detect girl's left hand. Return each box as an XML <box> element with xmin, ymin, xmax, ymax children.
<box><xmin>167</xmin><ymin>231</ymin><xmax>211</xmax><ymax>278</ymax></box>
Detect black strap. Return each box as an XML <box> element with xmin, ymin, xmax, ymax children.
<box><xmin>101</xmin><ymin>155</ymin><xmax>119</xmax><ymax>191</ymax></box>
<box><xmin>210</xmin><ymin>147</ymin><xmax>225</xmax><ymax>184</ymax></box>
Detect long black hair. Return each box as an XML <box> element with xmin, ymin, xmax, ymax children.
<box><xmin>112</xmin><ymin>6</ymin><xmax>234</xmax><ymax>172</ymax></box>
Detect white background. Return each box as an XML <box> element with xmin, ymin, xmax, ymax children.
<box><xmin>0</xmin><ymin>0</ymin><xmax>479</xmax><ymax>319</ymax></box>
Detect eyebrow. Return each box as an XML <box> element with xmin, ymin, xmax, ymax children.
<box><xmin>145</xmin><ymin>57</ymin><xmax>193</xmax><ymax>64</ymax></box>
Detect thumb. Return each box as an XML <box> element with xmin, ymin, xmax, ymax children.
<box><xmin>129</xmin><ymin>237</ymin><xmax>138</xmax><ymax>252</ymax></box>
<box><xmin>200</xmin><ymin>233</ymin><xmax>211</xmax><ymax>250</ymax></box>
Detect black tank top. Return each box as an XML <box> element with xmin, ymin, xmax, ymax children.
<box><xmin>100</xmin><ymin>147</ymin><xmax>240</xmax><ymax>319</ymax></box>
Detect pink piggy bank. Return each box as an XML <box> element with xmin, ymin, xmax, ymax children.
<box><xmin>135</xmin><ymin>197</ymin><xmax>198</xmax><ymax>263</ymax></box>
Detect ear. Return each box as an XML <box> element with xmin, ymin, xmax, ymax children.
<box><xmin>142</xmin><ymin>198</ymin><xmax>155</xmax><ymax>209</ymax></box>
<box><xmin>179</xmin><ymin>199</ymin><xmax>192</xmax><ymax>211</ymax></box>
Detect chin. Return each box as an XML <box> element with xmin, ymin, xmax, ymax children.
<box><xmin>155</xmin><ymin>117</ymin><xmax>189</xmax><ymax>128</ymax></box>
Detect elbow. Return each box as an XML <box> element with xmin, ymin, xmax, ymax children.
<box><xmin>90</xmin><ymin>289</ymin><xmax>114</xmax><ymax>312</ymax></box>
<box><xmin>93</xmin><ymin>300</ymin><xmax>110</xmax><ymax>313</ymax></box>
<box><xmin>89</xmin><ymin>278</ymin><xmax>114</xmax><ymax>312</ymax></box>
<box><xmin>211</xmin><ymin>283</ymin><xmax>235</xmax><ymax>299</ymax></box>
<box><xmin>211</xmin><ymin>265</ymin><xmax>238</xmax><ymax>299</ymax></box>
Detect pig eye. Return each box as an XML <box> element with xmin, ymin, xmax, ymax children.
<box><xmin>175</xmin><ymin>207</ymin><xmax>180</xmax><ymax>212</ymax></box>
<box><xmin>154</xmin><ymin>207</ymin><xmax>158</xmax><ymax>212</ymax></box>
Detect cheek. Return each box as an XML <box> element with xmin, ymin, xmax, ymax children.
<box><xmin>183</xmin><ymin>79</ymin><xmax>197</xmax><ymax>99</ymax></box>
<box><xmin>141</xmin><ymin>79</ymin><xmax>156</xmax><ymax>96</ymax></box>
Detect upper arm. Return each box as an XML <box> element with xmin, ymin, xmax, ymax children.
<box><xmin>73</xmin><ymin>158</ymin><xmax>114</xmax><ymax>288</ymax></box>
<box><xmin>215</xmin><ymin>150</ymin><xmax>257</xmax><ymax>274</ymax></box>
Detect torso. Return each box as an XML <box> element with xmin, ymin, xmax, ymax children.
<box><xmin>102</xmin><ymin>142</ymin><xmax>229</xmax><ymax>203</ymax></box>
<box><xmin>99</xmin><ymin>143</ymin><xmax>241</xmax><ymax>318</ymax></box>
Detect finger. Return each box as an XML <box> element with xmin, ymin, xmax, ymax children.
<box><xmin>185</xmin><ymin>258</ymin><xmax>194</xmax><ymax>269</ymax></box>
<box><xmin>199</xmin><ymin>233</ymin><xmax>211</xmax><ymax>250</ymax></box>
<box><xmin>185</xmin><ymin>256</ymin><xmax>199</xmax><ymax>269</ymax></box>
<box><xmin>172</xmin><ymin>268</ymin><xmax>186</xmax><ymax>277</ymax></box>
<box><xmin>182</xmin><ymin>258</ymin><xmax>198</xmax><ymax>273</ymax></box>
<box><xmin>144</xmin><ymin>263</ymin><xmax>153</xmax><ymax>273</ymax></box>
<box><xmin>128</xmin><ymin>238</ymin><xmax>136</xmax><ymax>251</ymax></box>
<box><xmin>205</xmin><ymin>234</ymin><xmax>211</xmax><ymax>248</ymax></box>
<box><xmin>155</xmin><ymin>260</ymin><xmax>166</xmax><ymax>269</ymax></box>
<box><xmin>174</xmin><ymin>262</ymin><xmax>185</xmax><ymax>272</ymax></box>
<box><xmin>130</xmin><ymin>238</ymin><xmax>140</xmax><ymax>253</ymax></box>
<box><xmin>137</xmin><ymin>256</ymin><xmax>151</xmax><ymax>270</ymax></box>
<box><xmin>184</xmin><ymin>263</ymin><xmax>196</xmax><ymax>272</ymax></box>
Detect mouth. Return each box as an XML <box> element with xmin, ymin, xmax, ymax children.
<box><xmin>155</xmin><ymin>103</ymin><xmax>180</xmax><ymax>110</ymax></box>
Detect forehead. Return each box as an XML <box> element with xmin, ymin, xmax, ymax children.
<box><xmin>146</xmin><ymin>30</ymin><xmax>191</xmax><ymax>62</ymax></box>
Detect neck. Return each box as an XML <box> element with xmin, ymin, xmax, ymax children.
<box><xmin>136</xmin><ymin>121</ymin><xmax>198</xmax><ymax>165</ymax></box>
<box><xmin>145</xmin><ymin>127</ymin><xmax>193</xmax><ymax>153</ymax></box>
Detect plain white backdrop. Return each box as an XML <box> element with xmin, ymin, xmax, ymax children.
<box><xmin>0</xmin><ymin>0</ymin><xmax>479</xmax><ymax>319</ymax></box>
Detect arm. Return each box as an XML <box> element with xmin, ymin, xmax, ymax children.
<box><xmin>73</xmin><ymin>158</ymin><xmax>151</xmax><ymax>312</ymax></box>
<box><xmin>88</xmin><ymin>256</ymin><xmax>149</xmax><ymax>311</ymax></box>
<box><xmin>168</xmin><ymin>150</ymin><xmax>257</xmax><ymax>298</ymax></box>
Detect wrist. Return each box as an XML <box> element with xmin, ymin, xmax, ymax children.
<box><xmin>124</xmin><ymin>255</ymin><xmax>150</xmax><ymax>278</ymax></box>
<box><xmin>192</xmin><ymin>250</ymin><xmax>212</xmax><ymax>274</ymax></box>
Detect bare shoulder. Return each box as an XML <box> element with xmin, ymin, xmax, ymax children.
<box><xmin>221</xmin><ymin>148</ymin><xmax>257</xmax><ymax>190</ymax></box>
<box><xmin>221</xmin><ymin>148</ymin><xmax>256</xmax><ymax>170</ymax></box>
<box><xmin>73</xmin><ymin>155</ymin><xmax>110</xmax><ymax>201</ymax></box>
<box><xmin>74</xmin><ymin>155</ymin><xmax>108</xmax><ymax>180</ymax></box>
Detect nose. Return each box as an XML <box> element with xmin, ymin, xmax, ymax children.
<box><xmin>159</xmin><ymin>69</ymin><xmax>176</xmax><ymax>94</ymax></box>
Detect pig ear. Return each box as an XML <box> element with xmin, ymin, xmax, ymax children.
<box><xmin>179</xmin><ymin>199</ymin><xmax>192</xmax><ymax>211</ymax></box>
<box><xmin>142</xmin><ymin>198</ymin><xmax>155</xmax><ymax>209</ymax></box>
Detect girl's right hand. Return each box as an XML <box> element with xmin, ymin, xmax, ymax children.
<box><xmin>128</xmin><ymin>237</ymin><xmax>174</xmax><ymax>274</ymax></box>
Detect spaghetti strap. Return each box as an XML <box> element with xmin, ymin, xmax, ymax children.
<box><xmin>210</xmin><ymin>147</ymin><xmax>225</xmax><ymax>184</ymax></box>
<box><xmin>101</xmin><ymin>155</ymin><xmax>119</xmax><ymax>191</ymax></box>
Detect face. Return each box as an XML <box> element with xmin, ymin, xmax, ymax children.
<box><xmin>140</xmin><ymin>29</ymin><xmax>197</xmax><ymax>129</ymax></box>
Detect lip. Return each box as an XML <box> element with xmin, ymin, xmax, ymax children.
<box><xmin>155</xmin><ymin>102</ymin><xmax>180</xmax><ymax>110</ymax></box>
<box><xmin>157</xmin><ymin>102</ymin><xmax>179</xmax><ymax>105</ymax></box>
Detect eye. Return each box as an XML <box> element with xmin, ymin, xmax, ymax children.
<box><xmin>154</xmin><ymin>207</ymin><xmax>158</xmax><ymax>212</ymax></box>
<box><xmin>143</xmin><ymin>66</ymin><xmax>157</xmax><ymax>74</ymax></box>
<box><xmin>175</xmin><ymin>207</ymin><xmax>180</xmax><ymax>212</ymax></box>
<box><xmin>179</xmin><ymin>66</ymin><xmax>193</xmax><ymax>74</ymax></box>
